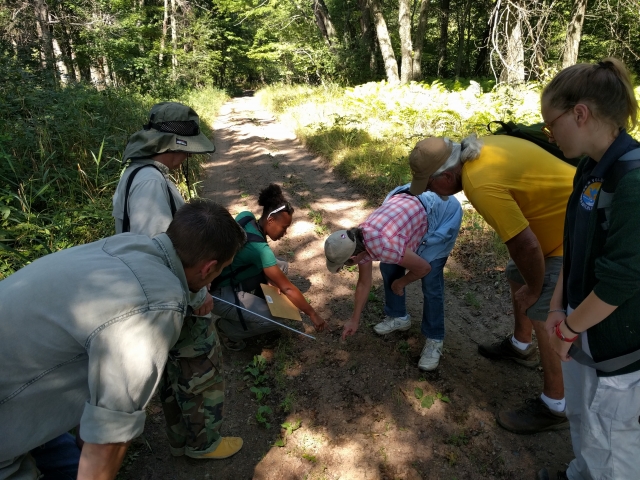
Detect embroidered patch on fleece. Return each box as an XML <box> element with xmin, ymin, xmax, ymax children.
<box><xmin>580</xmin><ymin>178</ymin><xmax>603</xmax><ymax>211</ymax></box>
<box><xmin>176</xmin><ymin>138</ymin><xmax>187</xmax><ymax>146</ymax></box>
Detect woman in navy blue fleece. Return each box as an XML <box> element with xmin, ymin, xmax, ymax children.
<box><xmin>539</xmin><ymin>58</ymin><xmax>640</xmax><ymax>480</ymax></box>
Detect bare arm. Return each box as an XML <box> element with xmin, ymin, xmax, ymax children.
<box><xmin>391</xmin><ymin>249</ymin><xmax>432</xmax><ymax>296</ymax></box>
<box><xmin>505</xmin><ymin>227</ymin><xmax>545</xmax><ymax>311</ymax></box>
<box><xmin>550</xmin><ymin>291</ymin><xmax>617</xmax><ymax>361</ymax></box>
<box><xmin>77</xmin><ymin>442</ymin><xmax>130</xmax><ymax>480</ymax></box>
<box><xmin>342</xmin><ymin>261</ymin><xmax>373</xmax><ymax>340</ymax></box>
<box><xmin>264</xmin><ymin>265</ymin><xmax>326</xmax><ymax>331</ymax></box>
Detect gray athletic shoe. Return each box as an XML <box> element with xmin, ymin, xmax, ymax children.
<box><xmin>418</xmin><ymin>338</ymin><xmax>443</xmax><ymax>371</ymax></box>
<box><xmin>373</xmin><ymin>315</ymin><xmax>411</xmax><ymax>335</ymax></box>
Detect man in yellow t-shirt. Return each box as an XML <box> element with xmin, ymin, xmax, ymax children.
<box><xmin>407</xmin><ymin>134</ymin><xmax>575</xmax><ymax>435</ymax></box>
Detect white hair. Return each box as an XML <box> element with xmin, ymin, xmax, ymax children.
<box><xmin>432</xmin><ymin>134</ymin><xmax>483</xmax><ymax>176</ymax></box>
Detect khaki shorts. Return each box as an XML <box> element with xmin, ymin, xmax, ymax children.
<box><xmin>505</xmin><ymin>256</ymin><xmax>562</xmax><ymax>321</ymax></box>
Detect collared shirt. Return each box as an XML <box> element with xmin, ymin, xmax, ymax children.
<box><xmin>0</xmin><ymin>233</ymin><xmax>188</xmax><ymax>460</ymax></box>
<box><xmin>111</xmin><ymin>159</ymin><xmax>207</xmax><ymax>310</ymax></box>
<box><xmin>462</xmin><ymin>135</ymin><xmax>574</xmax><ymax>257</ymax></box>
<box><xmin>385</xmin><ymin>184</ymin><xmax>462</xmax><ymax>263</ymax></box>
<box><xmin>360</xmin><ymin>194</ymin><xmax>428</xmax><ymax>265</ymax></box>
<box><xmin>112</xmin><ymin>159</ymin><xmax>185</xmax><ymax>237</ymax></box>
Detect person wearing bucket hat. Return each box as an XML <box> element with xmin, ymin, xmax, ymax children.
<box><xmin>325</xmin><ymin>185</ymin><xmax>462</xmax><ymax>372</ymax></box>
<box><xmin>408</xmin><ymin>133</ymin><xmax>576</xmax><ymax>435</ymax></box>
<box><xmin>112</xmin><ymin>103</ymin><xmax>243</xmax><ymax>461</ymax></box>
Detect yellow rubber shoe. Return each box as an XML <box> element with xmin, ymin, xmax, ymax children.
<box><xmin>186</xmin><ymin>437</ymin><xmax>243</xmax><ymax>460</ymax></box>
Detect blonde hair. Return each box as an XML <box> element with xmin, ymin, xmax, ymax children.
<box><xmin>542</xmin><ymin>58</ymin><xmax>638</xmax><ymax>131</ymax></box>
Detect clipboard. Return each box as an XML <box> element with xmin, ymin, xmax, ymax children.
<box><xmin>260</xmin><ymin>283</ymin><xmax>302</xmax><ymax>321</ymax></box>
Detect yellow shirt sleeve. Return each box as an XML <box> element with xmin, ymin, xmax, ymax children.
<box><xmin>465</xmin><ymin>185</ymin><xmax>529</xmax><ymax>243</ymax></box>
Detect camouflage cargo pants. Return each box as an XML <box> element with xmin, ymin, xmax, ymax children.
<box><xmin>158</xmin><ymin>315</ymin><xmax>224</xmax><ymax>455</ymax></box>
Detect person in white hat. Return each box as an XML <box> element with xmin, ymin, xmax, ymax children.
<box><xmin>408</xmin><ymin>133</ymin><xmax>575</xmax><ymax>436</ymax></box>
<box><xmin>324</xmin><ymin>185</ymin><xmax>462</xmax><ymax>371</ymax></box>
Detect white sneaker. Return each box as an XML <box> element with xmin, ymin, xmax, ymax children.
<box><xmin>418</xmin><ymin>338</ymin><xmax>443</xmax><ymax>371</ymax></box>
<box><xmin>373</xmin><ymin>315</ymin><xmax>411</xmax><ymax>335</ymax></box>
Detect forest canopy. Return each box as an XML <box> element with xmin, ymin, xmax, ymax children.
<box><xmin>4</xmin><ymin>0</ymin><xmax>640</xmax><ymax>91</ymax></box>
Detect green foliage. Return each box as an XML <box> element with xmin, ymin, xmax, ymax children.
<box><xmin>259</xmin><ymin>80</ymin><xmax>546</xmax><ymax>202</ymax></box>
<box><xmin>256</xmin><ymin>405</ymin><xmax>272</xmax><ymax>429</ymax></box>
<box><xmin>0</xmin><ymin>57</ymin><xmax>226</xmax><ymax>277</ymax></box>
<box><xmin>414</xmin><ymin>388</ymin><xmax>450</xmax><ymax>409</ymax></box>
<box><xmin>282</xmin><ymin>419</ymin><xmax>301</xmax><ymax>436</ymax></box>
<box><xmin>244</xmin><ymin>355</ymin><xmax>269</xmax><ymax>386</ymax></box>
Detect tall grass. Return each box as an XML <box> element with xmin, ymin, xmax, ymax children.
<box><xmin>257</xmin><ymin>80</ymin><xmax>546</xmax><ymax>203</ymax></box>
<box><xmin>0</xmin><ymin>58</ymin><xmax>228</xmax><ymax>278</ymax></box>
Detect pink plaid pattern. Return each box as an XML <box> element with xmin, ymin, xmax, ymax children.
<box><xmin>360</xmin><ymin>194</ymin><xmax>428</xmax><ymax>265</ymax></box>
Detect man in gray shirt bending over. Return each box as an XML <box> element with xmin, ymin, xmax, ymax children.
<box><xmin>0</xmin><ymin>200</ymin><xmax>245</xmax><ymax>480</ymax></box>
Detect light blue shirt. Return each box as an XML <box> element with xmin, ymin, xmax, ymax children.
<box><xmin>385</xmin><ymin>184</ymin><xmax>462</xmax><ymax>263</ymax></box>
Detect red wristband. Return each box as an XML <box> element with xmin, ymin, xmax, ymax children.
<box><xmin>555</xmin><ymin>322</ymin><xmax>578</xmax><ymax>343</ymax></box>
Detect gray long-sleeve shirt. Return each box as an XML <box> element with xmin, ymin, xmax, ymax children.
<box><xmin>0</xmin><ymin>233</ymin><xmax>188</xmax><ymax>460</ymax></box>
<box><xmin>112</xmin><ymin>159</ymin><xmax>206</xmax><ymax>309</ymax></box>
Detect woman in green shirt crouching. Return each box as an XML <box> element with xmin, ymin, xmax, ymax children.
<box><xmin>211</xmin><ymin>184</ymin><xmax>327</xmax><ymax>350</ymax></box>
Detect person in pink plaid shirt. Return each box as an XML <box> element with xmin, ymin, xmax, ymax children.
<box><xmin>324</xmin><ymin>192</ymin><xmax>452</xmax><ymax>368</ymax></box>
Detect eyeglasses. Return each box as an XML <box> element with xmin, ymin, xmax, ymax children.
<box><xmin>541</xmin><ymin>109</ymin><xmax>570</xmax><ymax>139</ymax></box>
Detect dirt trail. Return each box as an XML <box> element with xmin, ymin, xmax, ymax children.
<box><xmin>121</xmin><ymin>95</ymin><xmax>573</xmax><ymax>480</ymax></box>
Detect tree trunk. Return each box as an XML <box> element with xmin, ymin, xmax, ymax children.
<box><xmin>411</xmin><ymin>0</ymin><xmax>431</xmax><ymax>81</ymax></box>
<box><xmin>454</xmin><ymin>0</ymin><xmax>472</xmax><ymax>79</ymax></box>
<box><xmin>437</xmin><ymin>0</ymin><xmax>450</xmax><ymax>77</ymax></box>
<box><xmin>497</xmin><ymin>1</ymin><xmax>524</xmax><ymax>84</ymax></box>
<box><xmin>51</xmin><ymin>38</ymin><xmax>69</xmax><ymax>83</ymax></box>
<box><xmin>171</xmin><ymin>0</ymin><xmax>178</xmax><ymax>75</ymax></box>
<box><xmin>358</xmin><ymin>0</ymin><xmax>377</xmax><ymax>74</ymax></box>
<box><xmin>474</xmin><ymin>4</ymin><xmax>492</xmax><ymax>77</ymax></box>
<box><xmin>398</xmin><ymin>0</ymin><xmax>413</xmax><ymax>83</ymax></box>
<box><xmin>160</xmin><ymin>0</ymin><xmax>168</xmax><ymax>64</ymax></box>
<box><xmin>370</xmin><ymin>0</ymin><xmax>400</xmax><ymax>83</ymax></box>
<box><xmin>562</xmin><ymin>0</ymin><xmax>587</xmax><ymax>68</ymax></box>
<box><xmin>313</xmin><ymin>0</ymin><xmax>338</xmax><ymax>47</ymax></box>
<box><xmin>33</xmin><ymin>0</ymin><xmax>56</xmax><ymax>77</ymax></box>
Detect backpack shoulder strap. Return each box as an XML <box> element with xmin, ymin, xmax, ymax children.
<box><xmin>122</xmin><ymin>163</ymin><xmax>177</xmax><ymax>233</ymax></box>
<box><xmin>597</xmin><ymin>148</ymin><xmax>640</xmax><ymax>231</ymax></box>
<box><xmin>237</xmin><ymin>215</ymin><xmax>267</xmax><ymax>243</ymax></box>
<box><xmin>391</xmin><ymin>187</ymin><xmax>429</xmax><ymax>215</ymax></box>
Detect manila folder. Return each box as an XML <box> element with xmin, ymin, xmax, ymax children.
<box><xmin>260</xmin><ymin>283</ymin><xmax>302</xmax><ymax>321</ymax></box>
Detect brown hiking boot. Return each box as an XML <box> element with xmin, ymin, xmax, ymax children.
<box><xmin>478</xmin><ymin>334</ymin><xmax>539</xmax><ymax>368</ymax></box>
<box><xmin>497</xmin><ymin>397</ymin><xmax>569</xmax><ymax>434</ymax></box>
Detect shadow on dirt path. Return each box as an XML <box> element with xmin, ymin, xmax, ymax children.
<box><xmin>119</xmin><ymin>96</ymin><xmax>573</xmax><ymax>480</ymax></box>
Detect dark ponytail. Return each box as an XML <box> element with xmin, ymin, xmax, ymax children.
<box><xmin>258</xmin><ymin>184</ymin><xmax>295</xmax><ymax>219</ymax></box>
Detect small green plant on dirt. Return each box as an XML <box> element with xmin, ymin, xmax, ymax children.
<box><xmin>244</xmin><ymin>355</ymin><xmax>269</xmax><ymax>386</ymax></box>
<box><xmin>446</xmin><ymin>432</ymin><xmax>470</xmax><ymax>447</ymax></box>
<box><xmin>250</xmin><ymin>386</ymin><xmax>271</xmax><ymax>403</ymax></box>
<box><xmin>280</xmin><ymin>392</ymin><xmax>295</xmax><ymax>412</ymax></box>
<box><xmin>414</xmin><ymin>388</ymin><xmax>450</xmax><ymax>409</ymax></box>
<box><xmin>397</xmin><ymin>341</ymin><xmax>410</xmax><ymax>356</ymax></box>
<box><xmin>464</xmin><ymin>291</ymin><xmax>482</xmax><ymax>309</ymax></box>
<box><xmin>282</xmin><ymin>419</ymin><xmax>302</xmax><ymax>435</ymax></box>
<box><xmin>256</xmin><ymin>405</ymin><xmax>272</xmax><ymax>429</ymax></box>
<box><xmin>302</xmin><ymin>452</ymin><xmax>317</xmax><ymax>463</ymax></box>
<box><xmin>307</xmin><ymin>209</ymin><xmax>329</xmax><ymax>235</ymax></box>
<box><xmin>272</xmin><ymin>161</ymin><xmax>280</xmax><ymax>169</ymax></box>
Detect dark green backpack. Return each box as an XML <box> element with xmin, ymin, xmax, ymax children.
<box><xmin>487</xmin><ymin>121</ymin><xmax>582</xmax><ymax>167</ymax></box>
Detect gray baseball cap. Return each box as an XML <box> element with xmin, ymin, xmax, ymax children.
<box><xmin>324</xmin><ymin>230</ymin><xmax>357</xmax><ymax>273</ymax></box>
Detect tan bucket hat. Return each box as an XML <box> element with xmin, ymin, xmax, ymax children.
<box><xmin>408</xmin><ymin>137</ymin><xmax>452</xmax><ymax>195</ymax></box>
<box><xmin>122</xmin><ymin>102</ymin><xmax>215</xmax><ymax>162</ymax></box>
